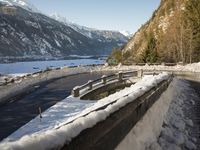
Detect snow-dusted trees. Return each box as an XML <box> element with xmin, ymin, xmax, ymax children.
<box><xmin>184</xmin><ymin>0</ymin><xmax>200</xmax><ymax>63</ymax></box>
<box><xmin>151</xmin><ymin>0</ymin><xmax>200</xmax><ymax>63</ymax></box>
<box><xmin>117</xmin><ymin>0</ymin><xmax>200</xmax><ymax>64</ymax></box>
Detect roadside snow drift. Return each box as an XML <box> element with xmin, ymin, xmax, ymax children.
<box><xmin>0</xmin><ymin>73</ymin><xmax>170</xmax><ymax>150</ymax></box>
<box><xmin>102</xmin><ymin>62</ymin><xmax>200</xmax><ymax>73</ymax></box>
<box><xmin>149</xmin><ymin>79</ymin><xmax>197</xmax><ymax>150</ymax></box>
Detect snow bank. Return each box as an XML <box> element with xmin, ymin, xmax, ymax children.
<box><xmin>101</xmin><ymin>62</ymin><xmax>200</xmax><ymax>73</ymax></box>
<box><xmin>8</xmin><ymin>74</ymin><xmax>28</xmax><ymax>77</ymax></box>
<box><xmin>0</xmin><ymin>0</ymin><xmax>39</xmax><ymax>13</ymax></box>
<box><xmin>4</xmin><ymin>98</ymin><xmax>95</xmax><ymax>141</ymax></box>
<box><xmin>148</xmin><ymin>79</ymin><xmax>197</xmax><ymax>150</ymax></box>
<box><xmin>0</xmin><ymin>73</ymin><xmax>170</xmax><ymax>150</ymax></box>
<box><xmin>0</xmin><ymin>74</ymin><xmax>26</xmax><ymax>87</ymax></box>
<box><xmin>183</xmin><ymin>62</ymin><xmax>200</xmax><ymax>72</ymax></box>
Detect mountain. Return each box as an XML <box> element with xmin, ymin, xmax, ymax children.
<box><xmin>0</xmin><ymin>0</ymin><xmax>128</xmax><ymax>62</ymax></box>
<box><xmin>50</xmin><ymin>13</ymin><xmax>127</xmax><ymax>44</ymax></box>
<box><xmin>0</xmin><ymin>0</ymin><xmax>39</xmax><ymax>12</ymax></box>
<box><xmin>119</xmin><ymin>31</ymin><xmax>132</xmax><ymax>38</ymax></box>
<box><xmin>114</xmin><ymin>0</ymin><xmax>200</xmax><ymax>64</ymax></box>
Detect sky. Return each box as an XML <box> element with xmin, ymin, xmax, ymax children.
<box><xmin>28</xmin><ymin>0</ymin><xmax>161</xmax><ymax>34</ymax></box>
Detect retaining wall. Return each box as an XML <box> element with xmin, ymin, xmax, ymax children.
<box><xmin>116</xmin><ymin>79</ymin><xmax>175</xmax><ymax>150</ymax></box>
<box><xmin>61</xmin><ymin>76</ymin><xmax>173</xmax><ymax>150</ymax></box>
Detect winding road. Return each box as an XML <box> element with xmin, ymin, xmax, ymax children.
<box><xmin>0</xmin><ymin>72</ymin><xmax>113</xmax><ymax>141</ymax></box>
<box><xmin>1</xmin><ymin>71</ymin><xmax>200</xmax><ymax>149</ymax></box>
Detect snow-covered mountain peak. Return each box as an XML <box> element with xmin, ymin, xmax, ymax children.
<box><xmin>50</xmin><ymin>13</ymin><xmax>128</xmax><ymax>42</ymax></box>
<box><xmin>12</xmin><ymin>0</ymin><xmax>26</xmax><ymax>6</ymax></box>
<box><xmin>0</xmin><ymin>0</ymin><xmax>39</xmax><ymax>12</ymax></box>
<box><xmin>120</xmin><ymin>31</ymin><xmax>132</xmax><ymax>38</ymax></box>
<box><xmin>50</xmin><ymin>13</ymin><xmax>94</xmax><ymax>31</ymax></box>
<box><xmin>50</xmin><ymin>12</ymin><xmax>72</xmax><ymax>25</ymax></box>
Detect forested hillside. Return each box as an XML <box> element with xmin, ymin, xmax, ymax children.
<box><xmin>109</xmin><ymin>0</ymin><xmax>200</xmax><ymax>64</ymax></box>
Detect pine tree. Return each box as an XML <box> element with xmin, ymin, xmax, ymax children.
<box><xmin>141</xmin><ymin>33</ymin><xmax>158</xmax><ymax>63</ymax></box>
<box><xmin>184</xmin><ymin>0</ymin><xmax>200</xmax><ymax>62</ymax></box>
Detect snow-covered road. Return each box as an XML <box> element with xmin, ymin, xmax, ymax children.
<box><xmin>149</xmin><ymin>79</ymin><xmax>200</xmax><ymax>150</ymax></box>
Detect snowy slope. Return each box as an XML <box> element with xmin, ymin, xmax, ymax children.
<box><xmin>50</xmin><ymin>13</ymin><xmax>128</xmax><ymax>43</ymax></box>
<box><xmin>120</xmin><ymin>31</ymin><xmax>133</xmax><ymax>38</ymax></box>
<box><xmin>0</xmin><ymin>2</ymin><xmax>127</xmax><ymax>61</ymax></box>
<box><xmin>0</xmin><ymin>0</ymin><xmax>39</xmax><ymax>12</ymax></box>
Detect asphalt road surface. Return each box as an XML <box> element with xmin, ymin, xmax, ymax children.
<box><xmin>0</xmin><ymin>72</ymin><xmax>113</xmax><ymax>141</ymax></box>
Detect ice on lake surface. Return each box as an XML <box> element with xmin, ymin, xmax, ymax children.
<box><xmin>0</xmin><ymin>59</ymin><xmax>104</xmax><ymax>75</ymax></box>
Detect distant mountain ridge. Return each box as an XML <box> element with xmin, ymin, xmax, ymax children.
<box><xmin>0</xmin><ymin>0</ymin><xmax>128</xmax><ymax>62</ymax></box>
<box><xmin>50</xmin><ymin>13</ymin><xmax>128</xmax><ymax>43</ymax></box>
<box><xmin>0</xmin><ymin>0</ymin><xmax>39</xmax><ymax>12</ymax></box>
<box><xmin>119</xmin><ymin>31</ymin><xmax>132</xmax><ymax>38</ymax></box>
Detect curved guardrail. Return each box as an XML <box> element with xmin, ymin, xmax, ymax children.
<box><xmin>62</xmin><ymin>74</ymin><xmax>173</xmax><ymax>150</ymax></box>
<box><xmin>71</xmin><ymin>71</ymin><xmax>141</xmax><ymax>97</ymax></box>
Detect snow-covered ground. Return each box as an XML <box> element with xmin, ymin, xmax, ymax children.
<box><xmin>0</xmin><ymin>0</ymin><xmax>39</xmax><ymax>12</ymax></box>
<box><xmin>116</xmin><ymin>78</ymin><xmax>199</xmax><ymax>150</ymax></box>
<box><xmin>102</xmin><ymin>62</ymin><xmax>200</xmax><ymax>73</ymax></box>
<box><xmin>0</xmin><ymin>73</ymin><xmax>170</xmax><ymax>150</ymax></box>
<box><xmin>148</xmin><ymin>79</ymin><xmax>197</xmax><ymax>150</ymax></box>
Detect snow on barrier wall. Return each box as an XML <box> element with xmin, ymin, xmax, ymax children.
<box><xmin>0</xmin><ymin>73</ymin><xmax>172</xmax><ymax>150</ymax></box>
<box><xmin>116</xmin><ymin>77</ymin><xmax>175</xmax><ymax>150</ymax></box>
<box><xmin>63</xmin><ymin>74</ymin><xmax>173</xmax><ymax>150</ymax></box>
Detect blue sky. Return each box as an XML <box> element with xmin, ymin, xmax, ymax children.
<box><xmin>28</xmin><ymin>0</ymin><xmax>161</xmax><ymax>33</ymax></box>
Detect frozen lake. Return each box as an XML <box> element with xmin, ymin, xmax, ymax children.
<box><xmin>0</xmin><ymin>59</ymin><xmax>104</xmax><ymax>75</ymax></box>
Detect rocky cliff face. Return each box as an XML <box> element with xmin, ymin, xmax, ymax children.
<box><xmin>121</xmin><ymin>0</ymin><xmax>200</xmax><ymax>63</ymax></box>
<box><xmin>0</xmin><ymin>1</ymin><xmax>127</xmax><ymax>61</ymax></box>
